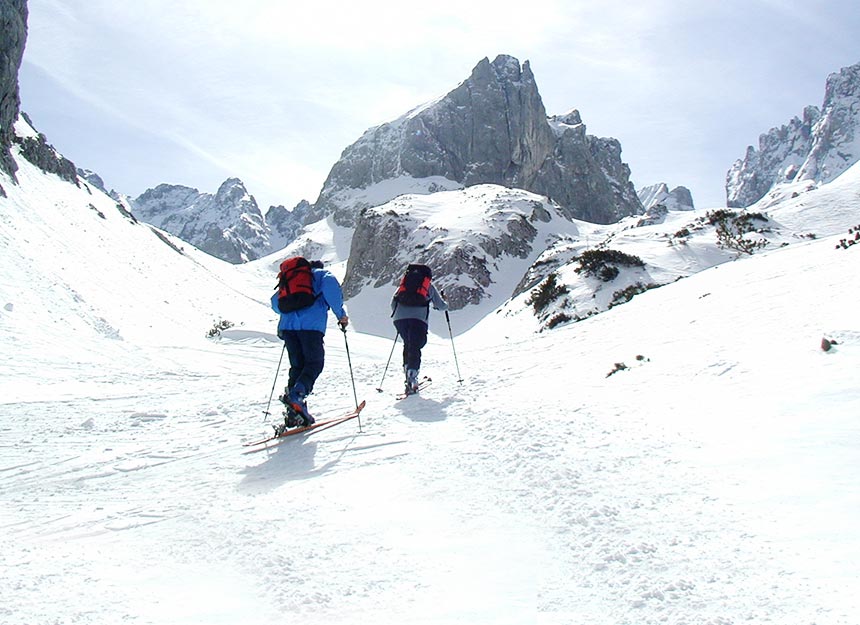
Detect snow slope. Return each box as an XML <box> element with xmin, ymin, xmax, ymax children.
<box><xmin>2</xmin><ymin>147</ymin><xmax>860</xmax><ymax>624</ymax></box>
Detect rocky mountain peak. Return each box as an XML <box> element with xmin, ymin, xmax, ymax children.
<box><xmin>131</xmin><ymin>179</ymin><xmax>270</xmax><ymax>264</ymax></box>
<box><xmin>727</xmin><ymin>61</ymin><xmax>860</xmax><ymax>208</ymax></box>
<box><xmin>308</xmin><ymin>54</ymin><xmax>642</xmax><ymax>227</ymax></box>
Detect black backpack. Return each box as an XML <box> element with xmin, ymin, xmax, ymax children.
<box><xmin>394</xmin><ymin>264</ymin><xmax>432</xmax><ymax>307</ymax></box>
<box><xmin>275</xmin><ymin>257</ymin><xmax>317</xmax><ymax>313</ymax></box>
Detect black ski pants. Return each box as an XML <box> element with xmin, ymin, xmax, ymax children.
<box><xmin>281</xmin><ymin>329</ymin><xmax>325</xmax><ymax>395</ymax></box>
<box><xmin>394</xmin><ymin>318</ymin><xmax>428</xmax><ymax>371</ymax></box>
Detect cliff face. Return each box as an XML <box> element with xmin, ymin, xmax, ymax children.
<box><xmin>727</xmin><ymin>62</ymin><xmax>860</xmax><ymax>208</ymax></box>
<box><xmin>309</xmin><ymin>55</ymin><xmax>643</xmax><ymax>227</ymax></box>
<box><xmin>0</xmin><ymin>0</ymin><xmax>28</xmax><ymax>178</ymax></box>
<box><xmin>131</xmin><ymin>179</ymin><xmax>272</xmax><ymax>264</ymax></box>
<box><xmin>341</xmin><ymin>185</ymin><xmax>570</xmax><ymax>313</ymax></box>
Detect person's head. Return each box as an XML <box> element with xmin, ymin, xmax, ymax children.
<box><xmin>309</xmin><ymin>260</ymin><xmax>324</xmax><ymax>269</ymax></box>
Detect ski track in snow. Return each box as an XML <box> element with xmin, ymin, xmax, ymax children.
<box><xmin>3</xmin><ymin>154</ymin><xmax>860</xmax><ymax>623</ymax></box>
<box><xmin>3</xmin><ymin>317</ymin><xmax>859</xmax><ymax>624</ymax></box>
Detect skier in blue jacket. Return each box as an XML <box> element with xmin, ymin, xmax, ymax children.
<box><xmin>270</xmin><ymin>261</ymin><xmax>348</xmax><ymax>429</ymax></box>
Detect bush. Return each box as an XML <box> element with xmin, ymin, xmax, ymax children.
<box><xmin>609</xmin><ymin>282</ymin><xmax>658</xmax><ymax>308</ymax></box>
<box><xmin>606</xmin><ymin>362</ymin><xmax>628</xmax><ymax>377</ymax></box>
<box><xmin>526</xmin><ymin>273</ymin><xmax>569</xmax><ymax>313</ymax></box>
<box><xmin>836</xmin><ymin>224</ymin><xmax>860</xmax><ymax>250</ymax></box>
<box><xmin>707</xmin><ymin>209</ymin><xmax>769</xmax><ymax>255</ymax></box>
<box><xmin>546</xmin><ymin>313</ymin><xmax>573</xmax><ymax>329</ymax></box>
<box><xmin>574</xmin><ymin>249</ymin><xmax>645</xmax><ymax>282</ymax></box>
<box><xmin>207</xmin><ymin>319</ymin><xmax>234</xmax><ymax>338</ymax></box>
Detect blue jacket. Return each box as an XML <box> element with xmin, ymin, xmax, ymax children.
<box><xmin>271</xmin><ymin>268</ymin><xmax>347</xmax><ymax>334</ymax></box>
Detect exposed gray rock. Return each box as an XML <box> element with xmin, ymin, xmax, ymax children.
<box><xmin>638</xmin><ymin>183</ymin><xmax>694</xmax><ymax>212</ymax></box>
<box><xmin>342</xmin><ymin>185</ymin><xmax>575</xmax><ymax>312</ymax></box>
<box><xmin>0</xmin><ymin>0</ymin><xmax>28</xmax><ymax>178</ymax></box>
<box><xmin>539</xmin><ymin>111</ymin><xmax>643</xmax><ymax>223</ymax></box>
<box><xmin>726</xmin><ymin>107</ymin><xmax>820</xmax><ymax>208</ymax></box>
<box><xmin>78</xmin><ymin>168</ymin><xmax>108</xmax><ymax>194</ymax></box>
<box><xmin>795</xmin><ymin>63</ymin><xmax>860</xmax><ymax>183</ymax></box>
<box><xmin>635</xmin><ymin>204</ymin><xmax>669</xmax><ymax>227</ymax></box>
<box><xmin>131</xmin><ymin>178</ymin><xmax>271</xmax><ymax>263</ymax></box>
<box><xmin>15</xmin><ymin>129</ymin><xmax>79</xmax><ymax>185</ymax></box>
<box><xmin>309</xmin><ymin>55</ymin><xmax>643</xmax><ymax>227</ymax></box>
<box><xmin>635</xmin><ymin>183</ymin><xmax>694</xmax><ymax>226</ymax></box>
<box><xmin>727</xmin><ymin>61</ymin><xmax>860</xmax><ymax>208</ymax></box>
<box><xmin>266</xmin><ymin>200</ymin><xmax>310</xmax><ymax>252</ymax></box>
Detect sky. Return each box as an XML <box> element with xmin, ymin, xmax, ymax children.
<box><xmin>2</xmin><ymin>134</ymin><xmax>860</xmax><ymax>623</ymax></box>
<box><xmin>18</xmin><ymin>0</ymin><xmax>860</xmax><ymax>211</ymax></box>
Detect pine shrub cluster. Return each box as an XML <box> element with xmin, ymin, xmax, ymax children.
<box><xmin>574</xmin><ymin>249</ymin><xmax>645</xmax><ymax>282</ymax></box>
<box><xmin>706</xmin><ymin>209</ymin><xmax>770</xmax><ymax>255</ymax></box>
<box><xmin>836</xmin><ymin>224</ymin><xmax>860</xmax><ymax>250</ymax></box>
<box><xmin>526</xmin><ymin>273</ymin><xmax>569</xmax><ymax>313</ymax></box>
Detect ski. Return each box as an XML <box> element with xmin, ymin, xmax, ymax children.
<box><xmin>396</xmin><ymin>377</ymin><xmax>432</xmax><ymax>400</ymax></box>
<box><xmin>243</xmin><ymin>400</ymin><xmax>366</xmax><ymax>451</ymax></box>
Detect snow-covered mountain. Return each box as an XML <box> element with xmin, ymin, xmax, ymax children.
<box><xmin>120</xmin><ymin>55</ymin><xmax>647</xmax><ymax>265</ymax></box>
<box><xmin>128</xmin><ymin>179</ymin><xmax>307</xmax><ymax>264</ymax></box>
<box><xmin>307</xmin><ymin>55</ymin><xmax>643</xmax><ymax>228</ymax></box>
<box><xmin>726</xmin><ymin>61</ymin><xmax>860</xmax><ymax>207</ymax></box>
<box><xmin>130</xmin><ymin>179</ymin><xmax>266</xmax><ymax>263</ymax></box>
<box><xmin>4</xmin><ymin>7</ymin><xmax>860</xmax><ymax>617</ymax></box>
<box><xmin>332</xmin><ymin>160</ymin><xmax>859</xmax><ymax>338</ymax></box>
<box><xmin>4</xmin><ymin>105</ymin><xmax>860</xmax><ymax>625</ymax></box>
<box><xmin>341</xmin><ymin>185</ymin><xmax>577</xmax><ymax>332</ymax></box>
<box><xmin>1</xmin><ymin>120</ymin><xmax>274</xmax><ymax>350</ymax></box>
<box><xmin>637</xmin><ymin>182</ymin><xmax>695</xmax><ymax>213</ymax></box>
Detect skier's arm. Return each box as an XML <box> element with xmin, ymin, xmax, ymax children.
<box><xmin>429</xmin><ymin>284</ymin><xmax>448</xmax><ymax>311</ymax></box>
<box><xmin>319</xmin><ymin>272</ymin><xmax>347</xmax><ymax>320</ymax></box>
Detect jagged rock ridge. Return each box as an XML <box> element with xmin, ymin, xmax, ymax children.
<box><xmin>131</xmin><ymin>179</ymin><xmax>272</xmax><ymax>264</ymax></box>
<box><xmin>130</xmin><ymin>178</ymin><xmax>308</xmax><ymax>263</ymax></box>
<box><xmin>309</xmin><ymin>55</ymin><xmax>643</xmax><ymax>227</ymax></box>
<box><xmin>727</xmin><ymin>61</ymin><xmax>860</xmax><ymax>208</ymax></box>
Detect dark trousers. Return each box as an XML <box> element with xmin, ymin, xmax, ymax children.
<box><xmin>281</xmin><ymin>330</ymin><xmax>325</xmax><ymax>395</ymax></box>
<box><xmin>394</xmin><ymin>318</ymin><xmax>428</xmax><ymax>371</ymax></box>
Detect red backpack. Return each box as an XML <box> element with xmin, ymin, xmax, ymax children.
<box><xmin>394</xmin><ymin>264</ymin><xmax>432</xmax><ymax>307</ymax></box>
<box><xmin>276</xmin><ymin>257</ymin><xmax>316</xmax><ymax>313</ymax></box>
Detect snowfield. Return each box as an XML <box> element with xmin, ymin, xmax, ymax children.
<box><xmin>2</xmin><ymin>152</ymin><xmax>860</xmax><ymax>624</ymax></box>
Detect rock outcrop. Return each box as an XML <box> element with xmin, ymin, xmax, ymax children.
<box><xmin>637</xmin><ymin>183</ymin><xmax>694</xmax><ymax>212</ymax></box>
<box><xmin>727</xmin><ymin>62</ymin><xmax>860</xmax><ymax>208</ymax></box>
<box><xmin>131</xmin><ymin>178</ymin><xmax>271</xmax><ymax>264</ymax></box>
<box><xmin>342</xmin><ymin>185</ymin><xmax>573</xmax><ymax>313</ymax></box>
<box><xmin>266</xmin><ymin>200</ymin><xmax>310</xmax><ymax>252</ymax></box>
<box><xmin>309</xmin><ymin>55</ymin><xmax>643</xmax><ymax>227</ymax></box>
<box><xmin>0</xmin><ymin>0</ymin><xmax>28</xmax><ymax>178</ymax></box>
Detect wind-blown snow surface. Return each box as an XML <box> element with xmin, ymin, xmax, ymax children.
<box><xmin>2</xmin><ymin>157</ymin><xmax>860</xmax><ymax>624</ymax></box>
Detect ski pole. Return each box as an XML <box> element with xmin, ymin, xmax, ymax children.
<box><xmin>376</xmin><ymin>332</ymin><xmax>399</xmax><ymax>392</ymax></box>
<box><xmin>340</xmin><ymin>323</ymin><xmax>362</xmax><ymax>431</ymax></box>
<box><xmin>263</xmin><ymin>340</ymin><xmax>287</xmax><ymax>421</ymax></box>
<box><xmin>445</xmin><ymin>310</ymin><xmax>464</xmax><ymax>384</ymax></box>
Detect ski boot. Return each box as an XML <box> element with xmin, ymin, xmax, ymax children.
<box><xmin>404</xmin><ymin>368</ymin><xmax>420</xmax><ymax>395</ymax></box>
<box><xmin>272</xmin><ymin>405</ymin><xmax>304</xmax><ymax>436</ymax></box>
<box><xmin>283</xmin><ymin>387</ymin><xmax>315</xmax><ymax>427</ymax></box>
